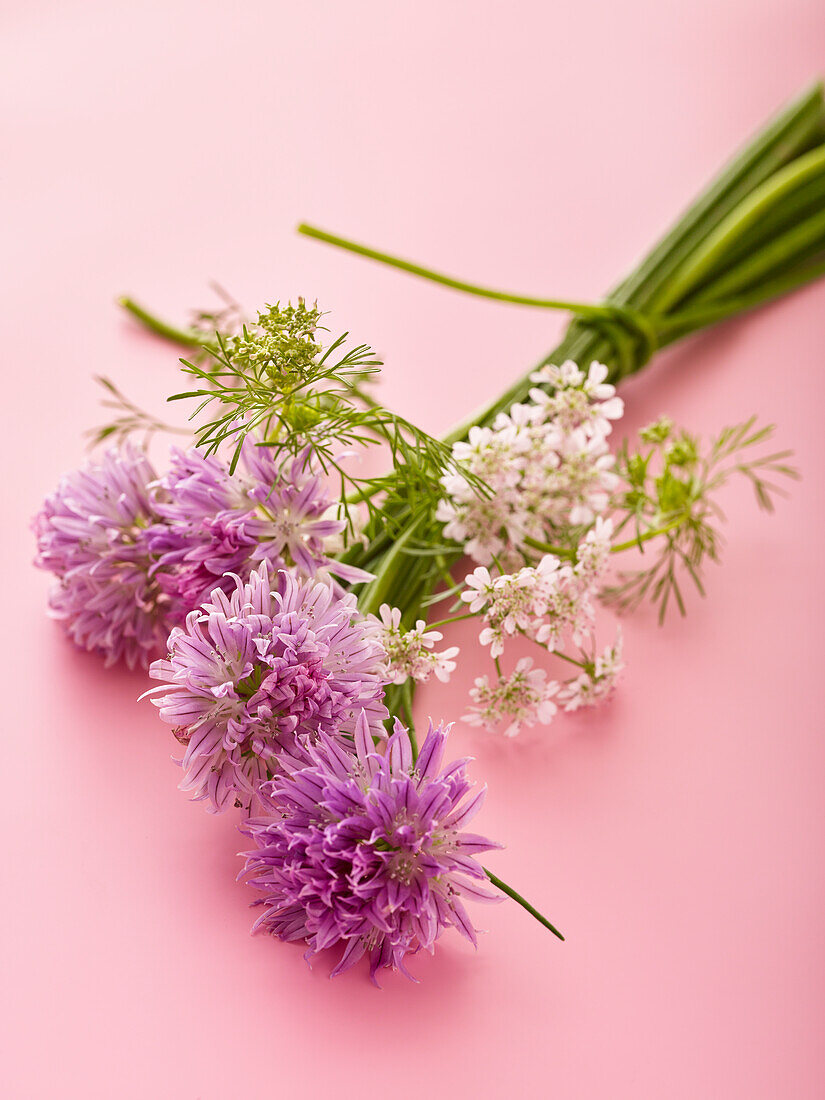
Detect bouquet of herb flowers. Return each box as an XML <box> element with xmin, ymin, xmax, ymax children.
<box><xmin>34</xmin><ymin>84</ymin><xmax>825</xmax><ymax>982</ymax></box>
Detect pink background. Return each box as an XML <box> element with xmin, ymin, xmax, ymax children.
<box><xmin>3</xmin><ymin>2</ymin><xmax>825</xmax><ymax>1096</ymax></box>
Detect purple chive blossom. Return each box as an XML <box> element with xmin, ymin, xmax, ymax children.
<box><xmin>33</xmin><ymin>444</ymin><xmax>173</xmax><ymax>669</ymax></box>
<box><xmin>146</xmin><ymin>562</ymin><xmax>388</xmax><ymax>813</ymax></box>
<box><xmin>149</xmin><ymin>441</ymin><xmax>369</xmax><ymax>616</ymax></box>
<box><xmin>241</xmin><ymin>712</ymin><xmax>502</xmax><ymax>982</ymax></box>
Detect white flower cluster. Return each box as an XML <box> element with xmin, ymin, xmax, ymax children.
<box><xmin>558</xmin><ymin>632</ymin><xmax>624</xmax><ymax>712</ymax></box>
<box><xmin>573</xmin><ymin>515</ymin><xmax>613</xmax><ymax>586</ymax></box>
<box><xmin>462</xmin><ymin>518</ymin><xmax>623</xmax><ymax>735</ymax></box>
<box><xmin>465</xmin><ymin>631</ymin><xmax>624</xmax><ymax>737</ymax></box>
<box><xmin>461</xmin><ymin>518</ymin><xmax>614</xmax><ymax>658</ymax></box>
<box><xmin>436</xmin><ymin>361</ymin><xmax>623</xmax><ymax>566</ymax></box>
<box><xmin>372</xmin><ymin>604</ymin><xmax>459</xmax><ymax>685</ymax></box>
<box><xmin>464</xmin><ymin>657</ymin><xmax>559</xmax><ymax>739</ymax></box>
<box><xmin>435</xmin><ymin>361</ymin><xmax>628</xmax><ymax>737</ymax></box>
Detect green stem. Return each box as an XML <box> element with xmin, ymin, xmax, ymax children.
<box><xmin>610</xmin><ymin>515</ymin><xmax>685</xmax><ymax>553</ymax></box>
<box><xmin>522</xmin><ymin>534</ymin><xmax>576</xmax><ymax>559</ymax></box>
<box><xmin>516</xmin><ymin>627</ymin><xmax>587</xmax><ymax>667</ymax></box>
<box><xmin>400</xmin><ymin>678</ymin><xmax>418</xmax><ymax>760</ymax></box>
<box><xmin>343</xmin><ymin>483</ymin><xmax>384</xmax><ymax>506</ymax></box>
<box><xmin>298</xmin><ymin>223</ymin><xmax>644</xmax><ymax>324</ymax></box>
<box><xmin>118</xmin><ymin>297</ymin><xmax>205</xmax><ymax>348</ymax></box>
<box><xmin>551</xmin><ymin>649</ymin><xmax>587</xmax><ymax>670</ymax></box>
<box><xmin>426</xmin><ymin>612</ymin><xmax>476</xmax><ymax>630</ymax></box>
<box><xmin>484</xmin><ymin>869</ymin><xmax>564</xmax><ymax>940</ymax></box>
<box><xmin>357</xmin><ymin>518</ymin><xmax>423</xmax><ymax>618</ymax></box>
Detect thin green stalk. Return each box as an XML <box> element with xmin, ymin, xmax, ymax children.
<box><xmin>357</xmin><ymin>518</ymin><xmax>424</xmax><ymax>618</ymax></box>
<box><xmin>484</xmin><ymin>869</ymin><xmax>565</xmax><ymax>940</ymax></box>
<box><xmin>118</xmin><ymin>297</ymin><xmax>205</xmax><ymax>348</ymax></box>
<box><xmin>425</xmin><ymin>612</ymin><xmax>476</xmax><ymax>630</ymax></box>
<box><xmin>611</xmin><ymin>516</ymin><xmax>685</xmax><ymax>553</ymax></box>
<box><xmin>400</xmin><ymin>679</ymin><xmax>418</xmax><ymax>759</ymax></box>
<box><xmin>343</xmin><ymin>483</ymin><xmax>384</xmax><ymax>506</ymax></box>
<box><xmin>299</xmin><ymin>224</ymin><xmax>627</xmax><ymax>319</ymax></box>
<box><xmin>549</xmin><ymin>649</ymin><xmax>587</xmax><ymax>670</ymax></box>
<box><xmin>299</xmin><ymin>223</ymin><xmax>659</xmax><ymax>366</ymax></box>
<box><xmin>522</xmin><ymin>535</ymin><xmax>576</xmax><ymax>559</ymax></box>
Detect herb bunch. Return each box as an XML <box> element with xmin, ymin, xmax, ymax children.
<box><xmin>35</xmin><ymin>84</ymin><xmax>823</xmax><ymax>981</ymax></box>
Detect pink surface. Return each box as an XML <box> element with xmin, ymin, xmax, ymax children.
<box><xmin>3</xmin><ymin>2</ymin><xmax>825</xmax><ymax>1097</ymax></box>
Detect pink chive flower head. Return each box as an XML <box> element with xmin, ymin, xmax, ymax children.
<box><xmin>241</xmin><ymin>713</ymin><xmax>502</xmax><ymax>982</ymax></box>
<box><xmin>149</xmin><ymin>441</ymin><xmax>367</xmax><ymax>617</ymax></box>
<box><xmin>146</xmin><ymin>563</ymin><xmax>388</xmax><ymax>812</ymax></box>
<box><xmin>33</xmin><ymin>444</ymin><xmax>173</xmax><ymax>669</ymax></box>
